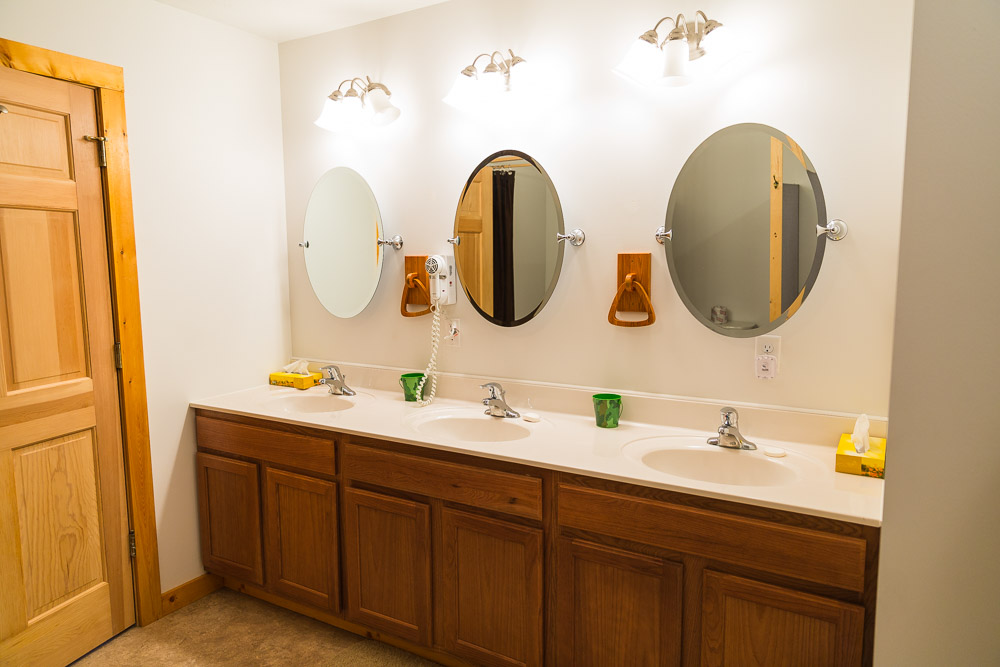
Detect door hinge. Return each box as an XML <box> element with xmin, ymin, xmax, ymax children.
<box><xmin>128</xmin><ymin>530</ymin><xmax>136</xmax><ymax>558</ymax></box>
<box><xmin>83</xmin><ymin>135</ymin><xmax>108</xmax><ymax>167</ymax></box>
<box><xmin>114</xmin><ymin>341</ymin><xmax>123</xmax><ymax>370</ymax></box>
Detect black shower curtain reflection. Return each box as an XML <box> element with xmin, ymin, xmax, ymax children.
<box><xmin>492</xmin><ymin>169</ymin><xmax>516</xmax><ymax>324</ymax></box>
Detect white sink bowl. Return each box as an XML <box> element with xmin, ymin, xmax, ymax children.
<box><xmin>405</xmin><ymin>408</ymin><xmax>536</xmax><ymax>443</ymax></box>
<box><xmin>267</xmin><ymin>390</ymin><xmax>371</xmax><ymax>415</ymax></box>
<box><xmin>623</xmin><ymin>436</ymin><xmax>816</xmax><ymax>487</ymax></box>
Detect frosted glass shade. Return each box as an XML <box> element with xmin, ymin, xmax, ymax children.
<box><xmin>314</xmin><ymin>97</ymin><xmax>343</xmax><ymax>131</ymax></box>
<box><xmin>614</xmin><ymin>38</ymin><xmax>664</xmax><ymax>85</ymax></box>
<box><xmin>366</xmin><ymin>88</ymin><xmax>401</xmax><ymax>126</ymax></box>
<box><xmin>443</xmin><ymin>73</ymin><xmax>479</xmax><ymax>111</ymax></box>
<box><xmin>663</xmin><ymin>39</ymin><xmax>689</xmax><ymax>78</ymax></box>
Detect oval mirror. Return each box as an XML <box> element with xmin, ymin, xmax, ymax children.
<box><xmin>453</xmin><ymin>150</ymin><xmax>565</xmax><ymax>327</ymax></box>
<box><xmin>302</xmin><ymin>167</ymin><xmax>384</xmax><ymax>318</ymax></box>
<box><xmin>664</xmin><ymin>123</ymin><xmax>828</xmax><ymax>337</ymax></box>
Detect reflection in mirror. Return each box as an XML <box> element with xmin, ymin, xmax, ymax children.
<box><xmin>302</xmin><ymin>167</ymin><xmax>384</xmax><ymax>318</ymax></box>
<box><xmin>454</xmin><ymin>151</ymin><xmax>564</xmax><ymax>327</ymax></box>
<box><xmin>665</xmin><ymin>123</ymin><xmax>828</xmax><ymax>337</ymax></box>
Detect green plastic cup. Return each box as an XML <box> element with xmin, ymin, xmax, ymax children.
<box><xmin>593</xmin><ymin>393</ymin><xmax>623</xmax><ymax>428</ymax></box>
<box><xmin>399</xmin><ymin>373</ymin><xmax>425</xmax><ymax>402</ymax></box>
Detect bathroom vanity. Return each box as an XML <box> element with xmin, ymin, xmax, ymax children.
<box><xmin>192</xmin><ymin>384</ymin><xmax>880</xmax><ymax>666</ymax></box>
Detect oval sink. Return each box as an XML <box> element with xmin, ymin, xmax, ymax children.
<box><xmin>623</xmin><ymin>437</ymin><xmax>805</xmax><ymax>487</ymax></box>
<box><xmin>406</xmin><ymin>409</ymin><xmax>534</xmax><ymax>443</ymax></box>
<box><xmin>272</xmin><ymin>393</ymin><xmax>357</xmax><ymax>414</ymax></box>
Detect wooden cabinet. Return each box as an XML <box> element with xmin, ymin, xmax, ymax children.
<box><xmin>264</xmin><ymin>467</ymin><xmax>339</xmax><ymax>610</ymax></box>
<box><xmin>195</xmin><ymin>414</ymin><xmax>338</xmax><ymax>610</ymax></box>
<box><xmin>440</xmin><ymin>508</ymin><xmax>543</xmax><ymax>667</ymax></box>
<box><xmin>195</xmin><ymin>410</ymin><xmax>880</xmax><ymax>666</ymax></box>
<box><xmin>343</xmin><ymin>487</ymin><xmax>432</xmax><ymax>645</ymax></box>
<box><xmin>556</xmin><ymin>538</ymin><xmax>682</xmax><ymax>666</ymax></box>
<box><xmin>556</xmin><ymin>477</ymin><xmax>876</xmax><ymax>666</ymax></box>
<box><xmin>196</xmin><ymin>452</ymin><xmax>263</xmax><ymax>585</ymax></box>
<box><xmin>701</xmin><ymin>571</ymin><xmax>864</xmax><ymax>667</ymax></box>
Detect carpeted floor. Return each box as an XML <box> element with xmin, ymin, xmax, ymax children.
<box><xmin>73</xmin><ymin>588</ymin><xmax>439</xmax><ymax>666</ymax></box>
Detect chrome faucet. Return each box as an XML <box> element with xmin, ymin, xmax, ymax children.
<box><xmin>481</xmin><ymin>382</ymin><xmax>520</xmax><ymax>419</ymax></box>
<box><xmin>319</xmin><ymin>365</ymin><xmax>356</xmax><ymax>396</ymax></box>
<box><xmin>707</xmin><ymin>407</ymin><xmax>757</xmax><ymax>450</ymax></box>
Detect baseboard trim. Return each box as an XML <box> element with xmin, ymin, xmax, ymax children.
<box><xmin>222</xmin><ymin>578</ymin><xmax>469</xmax><ymax>667</ymax></box>
<box><xmin>160</xmin><ymin>573</ymin><xmax>223</xmax><ymax>617</ymax></box>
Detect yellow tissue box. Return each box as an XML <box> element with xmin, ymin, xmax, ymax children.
<box><xmin>835</xmin><ymin>433</ymin><xmax>886</xmax><ymax>479</ymax></box>
<box><xmin>268</xmin><ymin>372</ymin><xmax>321</xmax><ymax>390</ymax></box>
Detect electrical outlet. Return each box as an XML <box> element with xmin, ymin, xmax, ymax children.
<box><xmin>444</xmin><ymin>318</ymin><xmax>461</xmax><ymax>348</ymax></box>
<box><xmin>754</xmin><ymin>335</ymin><xmax>780</xmax><ymax>379</ymax></box>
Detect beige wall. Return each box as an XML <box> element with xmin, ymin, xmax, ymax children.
<box><xmin>874</xmin><ymin>0</ymin><xmax>1000</xmax><ymax>663</ymax></box>
<box><xmin>279</xmin><ymin>0</ymin><xmax>913</xmax><ymax>417</ymax></box>
<box><xmin>0</xmin><ymin>0</ymin><xmax>289</xmax><ymax>591</ymax></box>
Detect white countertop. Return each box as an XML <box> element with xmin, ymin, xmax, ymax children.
<box><xmin>190</xmin><ymin>384</ymin><xmax>884</xmax><ymax>527</ymax></box>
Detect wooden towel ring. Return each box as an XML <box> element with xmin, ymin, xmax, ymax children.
<box><xmin>401</xmin><ymin>272</ymin><xmax>431</xmax><ymax>317</ymax></box>
<box><xmin>608</xmin><ymin>273</ymin><xmax>656</xmax><ymax>327</ymax></box>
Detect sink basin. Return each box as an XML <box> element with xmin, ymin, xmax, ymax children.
<box><xmin>405</xmin><ymin>408</ymin><xmax>535</xmax><ymax>443</ymax></box>
<box><xmin>268</xmin><ymin>390</ymin><xmax>369</xmax><ymax>414</ymax></box>
<box><xmin>623</xmin><ymin>436</ymin><xmax>807</xmax><ymax>487</ymax></box>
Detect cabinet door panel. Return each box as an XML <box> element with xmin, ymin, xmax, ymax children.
<box><xmin>441</xmin><ymin>508</ymin><xmax>543</xmax><ymax>667</ymax></box>
<box><xmin>196</xmin><ymin>452</ymin><xmax>263</xmax><ymax>585</ymax></box>
<box><xmin>264</xmin><ymin>467</ymin><xmax>338</xmax><ymax>610</ymax></box>
<box><xmin>343</xmin><ymin>487</ymin><xmax>431</xmax><ymax>645</ymax></box>
<box><xmin>701</xmin><ymin>571</ymin><xmax>863</xmax><ymax>667</ymax></box>
<box><xmin>557</xmin><ymin>538</ymin><xmax>682</xmax><ymax>666</ymax></box>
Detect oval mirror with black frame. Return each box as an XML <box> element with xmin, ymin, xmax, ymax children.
<box><xmin>302</xmin><ymin>166</ymin><xmax>384</xmax><ymax>318</ymax></box>
<box><xmin>664</xmin><ymin>123</ymin><xmax>828</xmax><ymax>337</ymax></box>
<box><xmin>453</xmin><ymin>150</ymin><xmax>565</xmax><ymax>327</ymax></box>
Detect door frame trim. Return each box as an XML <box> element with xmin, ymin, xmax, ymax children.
<box><xmin>1</xmin><ymin>37</ymin><xmax>163</xmax><ymax>626</ymax></box>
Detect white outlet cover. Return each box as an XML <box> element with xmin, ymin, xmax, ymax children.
<box><xmin>755</xmin><ymin>335</ymin><xmax>781</xmax><ymax>358</ymax></box>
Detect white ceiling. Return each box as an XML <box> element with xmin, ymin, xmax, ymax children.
<box><xmin>155</xmin><ymin>0</ymin><xmax>449</xmax><ymax>43</ymax></box>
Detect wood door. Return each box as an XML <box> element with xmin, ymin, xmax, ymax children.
<box><xmin>263</xmin><ymin>467</ymin><xmax>339</xmax><ymax>610</ymax></box>
<box><xmin>455</xmin><ymin>166</ymin><xmax>493</xmax><ymax>315</ymax></box>
<box><xmin>440</xmin><ymin>508</ymin><xmax>543</xmax><ymax>667</ymax></box>
<box><xmin>343</xmin><ymin>487</ymin><xmax>431</xmax><ymax>646</ymax></box>
<box><xmin>196</xmin><ymin>452</ymin><xmax>263</xmax><ymax>585</ymax></box>
<box><xmin>701</xmin><ymin>571</ymin><xmax>864</xmax><ymax>667</ymax></box>
<box><xmin>557</xmin><ymin>538</ymin><xmax>683</xmax><ymax>666</ymax></box>
<box><xmin>0</xmin><ymin>66</ymin><xmax>135</xmax><ymax>665</ymax></box>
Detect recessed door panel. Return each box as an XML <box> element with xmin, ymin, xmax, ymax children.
<box><xmin>0</xmin><ymin>208</ymin><xmax>87</xmax><ymax>391</ymax></box>
<box><xmin>0</xmin><ymin>102</ymin><xmax>72</xmax><ymax>180</ymax></box>
<box><xmin>13</xmin><ymin>430</ymin><xmax>103</xmax><ymax>618</ymax></box>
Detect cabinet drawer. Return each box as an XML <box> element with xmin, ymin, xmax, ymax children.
<box><xmin>344</xmin><ymin>443</ymin><xmax>543</xmax><ymax>520</ymax></box>
<box><xmin>558</xmin><ymin>485</ymin><xmax>866</xmax><ymax>592</ymax></box>
<box><xmin>196</xmin><ymin>415</ymin><xmax>335</xmax><ymax>476</ymax></box>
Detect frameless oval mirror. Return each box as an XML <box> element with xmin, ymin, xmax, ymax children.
<box><xmin>453</xmin><ymin>150</ymin><xmax>565</xmax><ymax>327</ymax></box>
<box><xmin>664</xmin><ymin>123</ymin><xmax>828</xmax><ymax>337</ymax></box>
<box><xmin>302</xmin><ymin>167</ymin><xmax>383</xmax><ymax>318</ymax></box>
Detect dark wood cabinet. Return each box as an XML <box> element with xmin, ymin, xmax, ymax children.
<box><xmin>440</xmin><ymin>508</ymin><xmax>544</xmax><ymax>667</ymax></box>
<box><xmin>701</xmin><ymin>571</ymin><xmax>864</xmax><ymax>667</ymax></box>
<box><xmin>196</xmin><ymin>451</ymin><xmax>263</xmax><ymax>585</ymax></box>
<box><xmin>263</xmin><ymin>466</ymin><xmax>339</xmax><ymax>610</ymax></box>
<box><xmin>195</xmin><ymin>409</ymin><xmax>880</xmax><ymax>666</ymax></box>
<box><xmin>556</xmin><ymin>538</ymin><xmax>682</xmax><ymax>666</ymax></box>
<box><xmin>343</xmin><ymin>487</ymin><xmax>432</xmax><ymax>646</ymax></box>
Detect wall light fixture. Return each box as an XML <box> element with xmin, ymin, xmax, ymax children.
<box><xmin>443</xmin><ymin>49</ymin><xmax>528</xmax><ymax>110</ymax></box>
<box><xmin>315</xmin><ymin>76</ymin><xmax>401</xmax><ymax>131</ymax></box>
<box><xmin>615</xmin><ymin>10</ymin><xmax>723</xmax><ymax>86</ymax></box>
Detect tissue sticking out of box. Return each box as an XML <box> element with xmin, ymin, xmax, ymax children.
<box><xmin>283</xmin><ymin>359</ymin><xmax>311</xmax><ymax>375</ymax></box>
<box><xmin>852</xmin><ymin>414</ymin><xmax>871</xmax><ymax>453</ymax></box>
